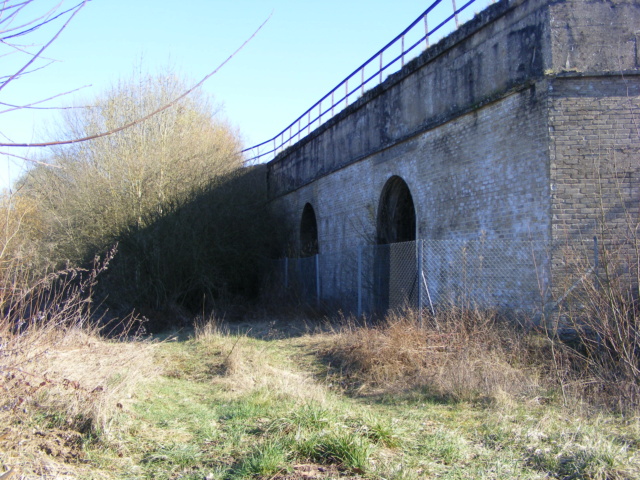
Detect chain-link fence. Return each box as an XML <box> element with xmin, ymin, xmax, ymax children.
<box><xmin>270</xmin><ymin>237</ymin><xmax>640</xmax><ymax>317</ymax></box>
<box><xmin>272</xmin><ymin>239</ymin><xmax>557</xmax><ymax>315</ymax></box>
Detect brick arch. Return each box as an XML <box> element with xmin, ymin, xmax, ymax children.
<box><xmin>376</xmin><ymin>176</ymin><xmax>416</xmax><ymax>245</ymax></box>
<box><xmin>300</xmin><ymin>202</ymin><xmax>319</xmax><ymax>256</ymax></box>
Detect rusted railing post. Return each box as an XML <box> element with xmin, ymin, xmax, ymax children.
<box><xmin>424</xmin><ymin>15</ymin><xmax>430</xmax><ymax>49</ymax></box>
<box><xmin>452</xmin><ymin>0</ymin><xmax>460</xmax><ymax>28</ymax></box>
<box><xmin>345</xmin><ymin>78</ymin><xmax>349</xmax><ymax>107</ymax></box>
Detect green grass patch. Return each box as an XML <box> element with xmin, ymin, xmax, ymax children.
<box><xmin>20</xmin><ymin>322</ymin><xmax>638</xmax><ymax>480</ymax></box>
<box><xmin>236</xmin><ymin>440</ymin><xmax>292</xmax><ymax>477</ymax></box>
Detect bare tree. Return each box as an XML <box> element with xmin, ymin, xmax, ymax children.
<box><xmin>20</xmin><ymin>71</ymin><xmax>243</xmax><ymax>264</ymax></box>
<box><xmin>17</xmin><ymin>71</ymin><xmax>280</xmax><ymax>314</ymax></box>
<box><xmin>0</xmin><ymin>2</ymin><xmax>275</xmax><ymax>313</ymax></box>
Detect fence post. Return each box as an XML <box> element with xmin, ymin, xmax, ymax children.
<box><xmin>315</xmin><ymin>254</ymin><xmax>321</xmax><ymax>308</ymax></box>
<box><xmin>357</xmin><ymin>246</ymin><xmax>363</xmax><ymax>317</ymax></box>
<box><xmin>418</xmin><ymin>240</ymin><xmax>424</xmax><ymax>327</ymax></box>
<box><xmin>284</xmin><ymin>257</ymin><xmax>289</xmax><ymax>289</ymax></box>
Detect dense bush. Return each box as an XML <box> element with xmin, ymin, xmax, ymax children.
<box><xmin>106</xmin><ymin>164</ymin><xmax>282</xmax><ymax>319</ymax></box>
<box><xmin>15</xmin><ymin>71</ymin><xmax>283</xmax><ymax>323</ymax></box>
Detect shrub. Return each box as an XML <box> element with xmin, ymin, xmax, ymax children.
<box><xmin>550</xmin><ymin>238</ymin><xmax>640</xmax><ymax>411</ymax></box>
<box><xmin>323</xmin><ymin>307</ymin><xmax>539</xmax><ymax>403</ymax></box>
<box><xmin>16</xmin><ymin>70</ymin><xmax>283</xmax><ymax>323</ymax></box>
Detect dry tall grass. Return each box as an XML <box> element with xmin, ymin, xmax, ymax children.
<box><xmin>0</xmin><ymin>246</ymin><xmax>156</xmax><ymax>478</ymax></box>
<box><xmin>322</xmin><ymin>308</ymin><xmax>542</xmax><ymax>402</ymax></box>
<box><xmin>548</xmin><ymin>238</ymin><xmax>640</xmax><ymax>411</ymax></box>
<box><xmin>323</xmin><ymin>292</ymin><xmax>640</xmax><ymax>413</ymax></box>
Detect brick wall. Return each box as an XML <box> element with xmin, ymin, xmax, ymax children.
<box><xmin>550</xmin><ymin>76</ymin><xmax>640</xmax><ymax>241</ymax></box>
<box><xmin>270</xmin><ymin>83</ymin><xmax>552</xmax><ymax>307</ymax></box>
<box><xmin>548</xmin><ymin>75</ymin><xmax>640</xmax><ymax>298</ymax></box>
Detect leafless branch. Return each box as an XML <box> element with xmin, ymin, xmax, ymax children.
<box><xmin>0</xmin><ymin>150</ymin><xmax>61</xmax><ymax>167</ymax></box>
<box><xmin>0</xmin><ymin>0</ymin><xmax>85</xmax><ymax>94</ymax></box>
<box><xmin>0</xmin><ymin>1</ymin><xmax>64</xmax><ymax>36</ymax></box>
<box><xmin>0</xmin><ymin>12</ymin><xmax>272</xmax><ymax>148</ymax></box>
<box><xmin>0</xmin><ymin>58</ymin><xmax>55</xmax><ymax>84</ymax></box>
<box><xmin>0</xmin><ymin>2</ymin><xmax>34</xmax><ymax>30</ymax></box>
<box><xmin>1</xmin><ymin>38</ymin><xmax>59</xmax><ymax>63</ymax></box>
<box><xmin>0</xmin><ymin>84</ymin><xmax>90</xmax><ymax>113</ymax></box>
<box><xmin>2</xmin><ymin>2</ymin><xmax>80</xmax><ymax>42</ymax></box>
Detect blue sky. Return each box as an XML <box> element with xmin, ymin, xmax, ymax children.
<box><xmin>0</xmin><ymin>0</ymin><xmax>492</xmax><ymax>187</ymax></box>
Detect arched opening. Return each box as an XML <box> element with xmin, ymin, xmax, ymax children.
<box><xmin>300</xmin><ymin>203</ymin><xmax>319</xmax><ymax>257</ymax></box>
<box><xmin>374</xmin><ymin>176</ymin><xmax>417</xmax><ymax>312</ymax></box>
<box><xmin>376</xmin><ymin>176</ymin><xmax>416</xmax><ymax>245</ymax></box>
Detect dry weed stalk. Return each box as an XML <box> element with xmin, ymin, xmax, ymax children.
<box><xmin>550</xmin><ymin>237</ymin><xmax>640</xmax><ymax>411</ymax></box>
<box><xmin>324</xmin><ymin>307</ymin><xmax>538</xmax><ymax>401</ymax></box>
<box><xmin>0</xmin><ymin>245</ymin><xmax>153</xmax><ymax>445</ymax></box>
<box><xmin>543</xmin><ymin>141</ymin><xmax>640</xmax><ymax>411</ymax></box>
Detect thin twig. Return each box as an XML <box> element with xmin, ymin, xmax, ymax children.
<box><xmin>0</xmin><ymin>13</ymin><xmax>272</xmax><ymax>148</ymax></box>
<box><xmin>0</xmin><ymin>0</ymin><xmax>83</xmax><ymax>94</ymax></box>
<box><xmin>0</xmin><ymin>150</ymin><xmax>61</xmax><ymax>167</ymax></box>
<box><xmin>0</xmin><ymin>84</ymin><xmax>91</xmax><ymax>113</ymax></box>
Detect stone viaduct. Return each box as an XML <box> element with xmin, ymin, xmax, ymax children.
<box><xmin>265</xmin><ymin>0</ymin><xmax>640</xmax><ymax>313</ymax></box>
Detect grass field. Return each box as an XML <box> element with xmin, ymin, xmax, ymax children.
<box><xmin>1</xmin><ymin>313</ymin><xmax>639</xmax><ymax>479</ymax></box>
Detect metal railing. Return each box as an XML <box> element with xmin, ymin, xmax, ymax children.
<box><xmin>243</xmin><ymin>0</ymin><xmax>493</xmax><ymax>164</ymax></box>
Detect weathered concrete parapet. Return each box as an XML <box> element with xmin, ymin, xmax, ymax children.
<box><xmin>267</xmin><ymin>0</ymin><xmax>548</xmax><ymax>199</ymax></box>
<box><xmin>549</xmin><ymin>0</ymin><xmax>640</xmax><ymax>74</ymax></box>
<box><xmin>268</xmin><ymin>0</ymin><xmax>640</xmax><ymax>200</ymax></box>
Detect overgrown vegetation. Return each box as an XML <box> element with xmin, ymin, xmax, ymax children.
<box><xmin>4</xmin><ymin>314</ymin><xmax>640</xmax><ymax>479</ymax></box>
<box><xmin>13</xmin><ymin>71</ymin><xmax>282</xmax><ymax>325</ymax></box>
<box><xmin>322</xmin><ymin>236</ymin><xmax>640</xmax><ymax>413</ymax></box>
<box><xmin>20</xmin><ymin>72</ymin><xmax>240</xmax><ymax>266</ymax></box>
<box><xmin>323</xmin><ymin>303</ymin><xmax>639</xmax><ymax>416</ymax></box>
<box><xmin>2</xmin><ymin>129</ymin><xmax>639</xmax><ymax>477</ymax></box>
<box><xmin>322</xmin><ymin>308</ymin><xmax>539</xmax><ymax>401</ymax></box>
<box><xmin>546</xmin><ymin>237</ymin><xmax>640</xmax><ymax>412</ymax></box>
<box><xmin>0</xmin><ymin>250</ymin><xmax>156</xmax><ymax>478</ymax></box>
